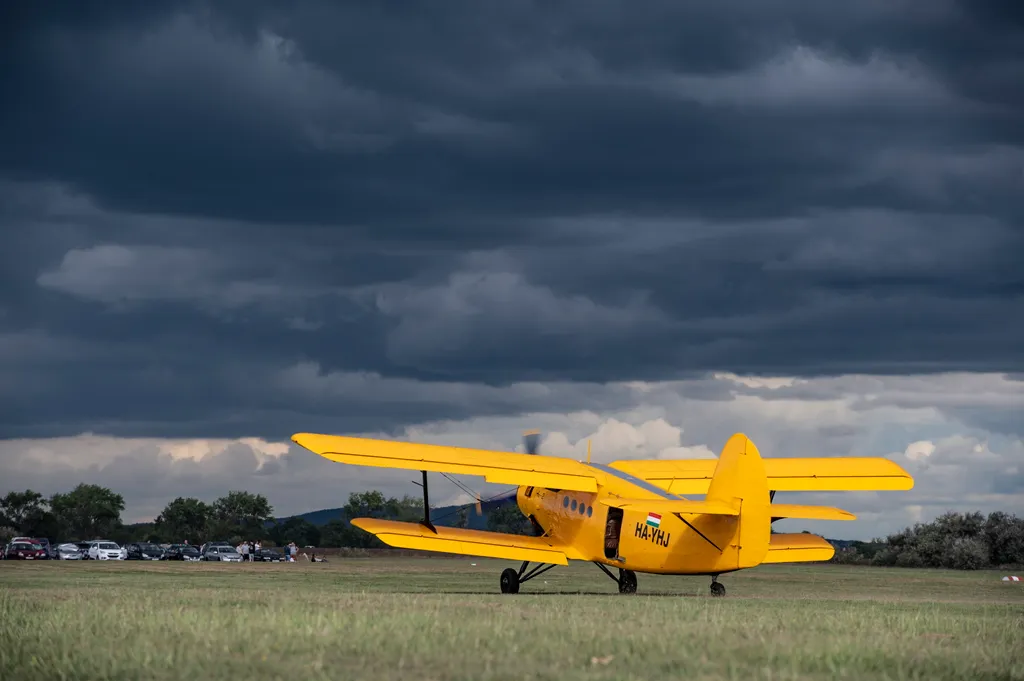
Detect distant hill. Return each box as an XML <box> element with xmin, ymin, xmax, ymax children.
<box><xmin>270</xmin><ymin>495</ymin><xmax>512</xmax><ymax>531</ymax></box>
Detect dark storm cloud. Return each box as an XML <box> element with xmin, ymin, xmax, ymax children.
<box><xmin>1</xmin><ymin>1</ymin><xmax>1022</xmax><ymax>439</ymax></box>
<box><xmin>4</xmin><ymin>1</ymin><xmax>1022</xmax><ymax>226</ymax></box>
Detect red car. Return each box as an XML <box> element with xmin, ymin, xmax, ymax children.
<box><xmin>4</xmin><ymin>541</ymin><xmax>47</xmax><ymax>559</ymax></box>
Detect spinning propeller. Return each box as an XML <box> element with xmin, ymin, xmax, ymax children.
<box><xmin>523</xmin><ymin>429</ymin><xmax>541</xmax><ymax>455</ymax></box>
<box><xmin>438</xmin><ymin>430</ymin><xmax>544</xmax><ymax>521</ymax></box>
<box><xmin>470</xmin><ymin>430</ymin><xmax>543</xmax><ymax>512</ymax></box>
<box><xmin>475</xmin><ymin>430</ymin><xmax>543</xmax><ymax>507</ymax></box>
<box><xmin>525</xmin><ymin>429</ymin><xmax>592</xmax><ymax>462</ymax></box>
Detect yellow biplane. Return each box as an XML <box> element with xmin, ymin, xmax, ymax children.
<box><xmin>291</xmin><ymin>430</ymin><xmax>913</xmax><ymax>596</ymax></box>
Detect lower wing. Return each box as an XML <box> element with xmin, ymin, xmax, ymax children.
<box><xmin>760</xmin><ymin>533</ymin><xmax>836</xmax><ymax>564</ymax></box>
<box><xmin>351</xmin><ymin>518</ymin><xmax>585</xmax><ymax>565</ymax></box>
<box><xmin>770</xmin><ymin>504</ymin><xmax>855</xmax><ymax>521</ymax></box>
<box><xmin>609</xmin><ymin>457</ymin><xmax>913</xmax><ymax>495</ymax></box>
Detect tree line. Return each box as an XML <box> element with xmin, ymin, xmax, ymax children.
<box><xmin>0</xmin><ymin>484</ymin><xmax>538</xmax><ymax>549</ymax></box>
<box><xmin>830</xmin><ymin>511</ymin><xmax>1024</xmax><ymax>570</ymax></box>
<box><xmin>0</xmin><ymin>485</ymin><xmax>282</xmax><ymax>547</ymax></box>
<box><xmin>0</xmin><ymin>485</ymin><xmax>453</xmax><ymax>548</ymax></box>
<box><xmin>3</xmin><ymin>485</ymin><xmax>1021</xmax><ymax>568</ymax></box>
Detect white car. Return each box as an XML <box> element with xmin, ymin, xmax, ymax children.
<box><xmin>88</xmin><ymin>541</ymin><xmax>123</xmax><ymax>560</ymax></box>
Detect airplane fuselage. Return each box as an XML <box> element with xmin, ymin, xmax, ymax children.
<box><xmin>514</xmin><ymin>463</ymin><xmax>747</xmax><ymax>575</ymax></box>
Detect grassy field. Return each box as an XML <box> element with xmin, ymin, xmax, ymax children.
<box><xmin>2</xmin><ymin>557</ymin><xmax>1022</xmax><ymax>681</ymax></box>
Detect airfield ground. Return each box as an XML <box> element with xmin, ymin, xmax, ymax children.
<box><xmin>1</xmin><ymin>557</ymin><xmax>1021</xmax><ymax>680</ymax></box>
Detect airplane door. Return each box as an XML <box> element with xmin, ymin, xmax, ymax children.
<box><xmin>604</xmin><ymin>506</ymin><xmax>624</xmax><ymax>559</ymax></box>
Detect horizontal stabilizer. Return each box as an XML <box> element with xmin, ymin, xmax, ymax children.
<box><xmin>350</xmin><ymin>518</ymin><xmax>584</xmax><ymax>564</ymax></box>
<box><xmin>609</xmin><ymin>457</ymin><xmax>913</xmax><ymax>495</ymax></box>
<box><xmin>598</xmin><ymin>497</ymin><xmax>740</xmax><ymax>516</ymax></box>
<box><xmin>770</xmin><ymin>504</ymin><xmax>856</xmax><ymax>521</ymax></box>
<box><xmin>293</xmin><ymin>432</ymin><xmax>599</xmax><ymax>492</ymax></box>
<box><xmin>761</xmin><ymin>533</ymin><xmax>836</xmax><ymax>564</ymax></box>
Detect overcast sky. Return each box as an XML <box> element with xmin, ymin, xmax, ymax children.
<box><xmin>2</xmin><ymin>1</ymin><xmax>1022</xmax><ymax>540</ymax></box>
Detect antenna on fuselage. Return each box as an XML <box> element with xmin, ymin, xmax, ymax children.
<box><xmin>587</xmin><ymin>439</ymin><xmax>592</xmax><ymax>463</ymax></box>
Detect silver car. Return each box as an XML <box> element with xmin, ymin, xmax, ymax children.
<box><xmin>56</xmin><ymin>543</ymin><xmax>84</xmax><ymax>559</ymax></box>
<box><xmin>202</xmin><ymin>546</ymin><xmax>243</xmax><ymax>562</ymax></box>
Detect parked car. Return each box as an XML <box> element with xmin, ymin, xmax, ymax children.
<box><xmin>161</xmin><ymin>544</ymin><xmax>201</xmax><ymax>561</ymax></box>
<box><xmin>125</xmin><ymin>542</ymin><xmax>164</xmax><ymax>560</ymax></box>
<box><xmin>88</xmin><ymin>541</ymin><xmax>123</xmax><ymax>560</ymax></box>
<box><xmin>198</xmin><ymin>541</ymin><xmax>231</xmax><ymax>555</ymax></box>
<box><xmin>201</xmin><ymin>545</ymin><xmax>243</xmax><ymax>562</ymax></box>
<box><xmin>252</xmin><ymin>548</ymin><xmax>284</xmax><ymax>562</ymax></box>
<box><xmin>4</xmin><ymin>541</ymin><xmax>47</xmax><ymax>560</ymax></box>
<box><xmin>10</xmin><ymin>537</ymin><xmax>54</xmax><ymax>558</ymax></box>
<box><xmin>34</xmin><ymin>538</ymin><xmax>55</xmax><ymax>559</ymax></box>
<box><xmin>55</xmin><ymin>543</ymin><xmax>84</xmax><ymax>560</ymax></box>
<box><xmin>11</xmin><ymin>536</ymin><xmax>49</xmax><ymax>557</ymax></box>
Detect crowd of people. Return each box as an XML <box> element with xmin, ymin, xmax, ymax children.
<box><xmin>231</xmin><ymin>540</ymin><xmax>326</xmax><ymax>562</ymax></box>
<box><xmin>232</xmin><ymin>540</ymin><xmax>290</xmax><ymax>561</ymax></box>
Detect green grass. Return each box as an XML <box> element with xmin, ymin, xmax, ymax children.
<box><xmin>2</xmin><ymin>558</ymin><xmax>1022</xmax><ymax>680</ymax></box>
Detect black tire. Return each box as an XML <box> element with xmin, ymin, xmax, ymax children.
<box><xmin>710</xmin><ymin>581</ymin><xmax>726</xmax><ymax>597</ymax></box>
<box><xmin>500</xmin><ymin>567</ymin><xmax>520</xmax><ymax>594</ymax></box>
<box><xmin>618</xmin><ymin>569</ymin><xmax>637</xmax><ymax>594</ymax></box>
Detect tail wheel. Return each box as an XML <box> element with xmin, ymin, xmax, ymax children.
<box><xmin>500</xmin><ymin>567</ymin><xmax>520</xmax><ymax>594</ymax></box>
<box><xmin>710</xmin><ymin>581</ymin><xmax>726</xmax><ymax>597</ymax></box>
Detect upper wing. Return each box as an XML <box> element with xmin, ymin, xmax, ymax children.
<box><xmin>351</xmin><ymin>518</ymin><xmax>585</xmax><ymax>564</ymax></box>
<box><xmin>609</xmin><ymin>457</ymin><xmax>914</xmax><ymax>495</ymax></box>
<box><xmin>292</xmin><ymin>432</ymin><xmax>599</xmax><ymax>492</ymax></box>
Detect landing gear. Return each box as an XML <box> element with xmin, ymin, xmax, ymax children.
<box><xmin>618</xmin><ymin>569</ymin><xmax>637</xmax><ymax>594</ymax></box>
<box><xmin>594</xmin><ymin>562</ymin><xmax>638</xmax><ymax>594</ymax></box>
<box><xmin>710</xmin><ymin>575</ymin><xmax>726</xmax><ymax>597</ymax></box>
<box><xmin>500</xmin><ymin>568</ymin><xmax>520</xmax><ymax>594</ymax></box>
<box><xmin>500</xmin><ymin>561</ymin><xmax>557</xmax><ymax>594</ymax></box>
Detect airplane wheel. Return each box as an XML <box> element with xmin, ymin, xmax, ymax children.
<box><xmin>618</xmin><ymin>569</ymin><xmax>637</xmax><ymax>594</ymax></box>
<box><xmin>710</xmin><ymin>581</ymin><xmax>726</xmax><ymax>597</ymax></box>
<box><xmin>500</xmin><ymin>568</ymin><xmax>520</xmax><ymax>594</ymax></box>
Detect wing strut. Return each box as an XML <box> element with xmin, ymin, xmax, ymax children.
<box><xmin>420</xmin><ymin>470</ymin><xmax>437</xmax><ymax>534</ymax></box>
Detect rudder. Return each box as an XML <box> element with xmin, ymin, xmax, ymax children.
<box><xmin>703</xmin><ymin>433</ymin><xmax>771</xmax><ymax>569</ymax></box>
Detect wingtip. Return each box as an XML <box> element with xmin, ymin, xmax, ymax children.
<box><xmin>290</xmin><ymin>432</ymin><xmax>322</xmax><ymax>450</ymax></box>
<box><xmin>828</xmin><ymin>505</ymin><xmax>857</xmax><ymax>521</ymax></box>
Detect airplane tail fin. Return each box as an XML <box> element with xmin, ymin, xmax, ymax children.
<box><xmin>695</xmin><ymin>433</ymin><xmax>857</xmax><ymax>570</ymax></box>
<box><xmin>701</xmin><ymin>433</ymin><xmax>772</xmax><ymax>569</ymax></box>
